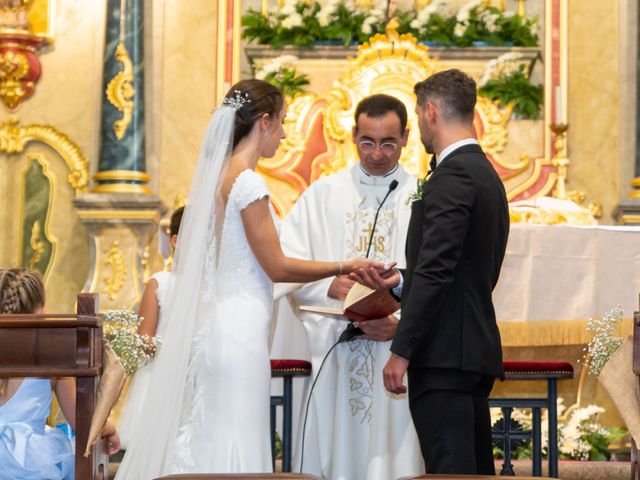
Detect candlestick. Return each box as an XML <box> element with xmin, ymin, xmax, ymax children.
<box><xmin>555</xmin><ymin>85</ymin><xmax>563</xmax><ymax>125</ymax></box>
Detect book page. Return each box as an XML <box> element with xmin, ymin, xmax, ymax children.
<box><xmin>344</xmin><ymin>282</ymin><xmax>375</xmax><ymax>309</ymax></box>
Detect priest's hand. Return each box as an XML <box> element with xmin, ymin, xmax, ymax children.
<box><xmin>328</xmin><ymin>275</ymin><xmax>355</xmax><ymax>301</ymax></box>
<box><xmin>383</xmin><ymin>353</ymin><xmax>409</xmax><ymax>395</ymax></box>
<box><xmin>350</xmin><ymin>265</ymin><xmax>401</xmax><ymax>291</ymax></box>
<box><xmin>357</xmin><ymin>314</ymin><xmax>398</xmax><ymax>341</ymax></box>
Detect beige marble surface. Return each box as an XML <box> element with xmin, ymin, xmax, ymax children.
<box><xmin>567</xmin><ymin>0</ymin><xmax>623</xmax><ymax>223</ymax></box>
<box><xmin>156</xmin><ymin>0</ymin><xmax>218</xmax><ymax>209</ymax></box>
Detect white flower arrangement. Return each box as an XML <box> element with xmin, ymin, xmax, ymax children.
<box><xmin>410</xmin><ymin>0</ymin><xmax>453</xmax><ymax>33</ymax></box>
<box><xmin>456</xmin><ymin>0</ymin><xmax>483</xmax><ymax>23</ymax></box>
<box><xmin>492</xmin><ymin>397</ymin><xmax>623</xmax><ymax>461</ymax></box>
<box><xmin>243</xmin><ymin>0</ymin><xmax>539</xmax><ymax>48</ymax></box>
<box><xmin>479</xmin><ymin>52</ymin><xmax>530</xmax><ymax>87</ymax></box>
<box><xmin>255</xmin><ymin>55</ymin><xmax>300</xmax><ymax>81</ymax></box>
<box><xmin>254</xmin><ymin>55</ymin><xmax>310</xmax><ymax>98</ymax></box>
<box><xmin>581</xmin><ymin>306</ymin><xmax>624</xmax><ymax>377</ymax></box>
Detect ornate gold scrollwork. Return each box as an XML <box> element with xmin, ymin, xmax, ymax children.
<box><xmin>106</xmin><ymin>42</ymin><xmax>135</xmax><ymax>140</ymax></box>
<box><xmin>104</xmin><ymin>240</ymin><xmax>126</xmax><ymax>300</ymax></box>
<box><xmin>321</xmin><ymin>33</ymin><xmax>439</xmax><ymax>178</ymax></box>
<box><xmin>0</xmin><ymin>118</ymin><xmax>89</xmax><ymax>195</ymax></box>
<box><xmin>28</xmin><ymin>219</ymin><xmax>45</xmax><ymax>269</ymax></box>
<box><xmin>0</xmin><ymin>50</ymin><xmax>32</xmax><ymax>110</ymax></box>
<box><xmin>476</xmin><ymin>97</ymin><xmax>529</xmax><ymax>174</ymax></box>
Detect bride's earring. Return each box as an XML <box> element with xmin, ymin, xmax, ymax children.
<box><xmin>262</xmin><ymin>130</ymin><xmax>269</xmax><ymax>139</ymax></box>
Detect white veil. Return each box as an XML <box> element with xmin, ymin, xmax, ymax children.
<box><xmin>115</xmin><ymin>106</ymin><xmax>236</xmax><ymax>479</ymax></box>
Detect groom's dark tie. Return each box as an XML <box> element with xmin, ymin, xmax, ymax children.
<box><xmin>428</xmin><ymin>156</ymin><xmax>437</xmax><ymax>176</ymax></box>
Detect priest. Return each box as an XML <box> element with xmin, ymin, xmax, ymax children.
<box><xmin>278</xmin><ymin>94</ymin><xmax>424</xmax><ymax>480</ymax></box>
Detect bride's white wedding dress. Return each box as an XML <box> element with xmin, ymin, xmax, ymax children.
<box><xmin>172</xmin><ymin>168</ymin><xmax>274</xmax><ymax>473</ymax></box>
<box><xmin>115</xmin><ymin>106</ymin><xmax>275</xmax><ymax>479</ymax></box>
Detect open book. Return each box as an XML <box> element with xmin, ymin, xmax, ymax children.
<box><xmin>299</xmin><ymin>282</ymin><xmax>400</xmax><ymax>320</ymax></box>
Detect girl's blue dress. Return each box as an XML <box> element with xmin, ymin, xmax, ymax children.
<box><xmin>0</xmin><ymin>378</ymin><xmax>74</xmax><ymax>479</ymax></box>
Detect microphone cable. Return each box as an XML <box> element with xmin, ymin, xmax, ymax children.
<box><xmin>298</xmin><ymin>178</ymin><xmax>399</xmax><ymax>473</ymax></box>
<box><xmin>298</xmin><ymin>334</ymin><xmax>344</xmax><ymax>473</ymax></box>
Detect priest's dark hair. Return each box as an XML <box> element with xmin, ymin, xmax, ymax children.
<box><xmin>354</xmin><ymin>94</ymin><xmax>408</xmax><ymax>135</ymax></box>
<box><xmin>225</xmin><ymin>79</ymin><xmax>284</xmax><ymax>149</ymax></box>
<box><xmin>414</xmin><ymin>68</ymin><xmax>476</xmax><ymax>124</ymax></box>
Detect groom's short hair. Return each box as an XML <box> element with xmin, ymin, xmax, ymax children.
<box><xmin>354</xmin><ymin>94</ymin><xmax>408</xmax><ymax>135</ymax></box>
<box><xmin>414</xmin><ymin>69</ymin><xmax>476</xmax><ymax>124</ymax></box>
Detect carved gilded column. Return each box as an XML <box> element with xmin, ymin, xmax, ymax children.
<box><xmin>74</xmin><ymin>0</ymin><xmax>165</xmax><ymax>310</ymax></box>
<box><xmin>73</xmin><ymin>194</ymin><xmax>164</xmax><ymax>310</ymax></box>
<box><xmin>93</xmin><ymin>0</ymin><xmax>148</xmax><ymax>194</ymax></box>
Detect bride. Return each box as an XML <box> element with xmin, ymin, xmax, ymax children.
<box><xmin>115</xmin><ymin>79</ymin><xmax>387</xmax><ymax>478</ymax></box>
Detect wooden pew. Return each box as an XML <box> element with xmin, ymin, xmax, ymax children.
<box><xmin>632</xmin><ymin>294</ymin><xmax>640</xmax><ymax>480</ymax></box>
<box><xmin>0</xmin><ymin>293</ymin><xmax>107</xmax><ymax>480</ymax></box>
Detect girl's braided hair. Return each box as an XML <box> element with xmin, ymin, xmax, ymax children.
<box><xmin>0</xmin><ymin>269</ymin><xmax>45</xmax><ymax>397</ymax></box>
<box><xmin>0</xmin><ymin>268</ymin><xmax>45</xmax><ymax>314</ymax></box>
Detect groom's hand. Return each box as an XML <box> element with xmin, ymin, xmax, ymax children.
<box><xmin>358</xmin><ymin>314</ymin><xmax>398</xmax><ymax>341</ymax></box>
<box><xmin>350</xmin><ymin>266</ymin><xmax>400</xmax><ymax>291</ymax></box>
<box><xmin>383</xmin><ymin>353</ymin><xmax>409</xmax><ymax>394</ymax></box>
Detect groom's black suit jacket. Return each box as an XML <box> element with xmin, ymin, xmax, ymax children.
<box><xmin>391</xmin><ymin>144</ymin><xmax>509</xmax><ymax>379</ymax></box>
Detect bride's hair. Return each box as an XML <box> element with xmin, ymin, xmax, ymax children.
<box><xmin>226</xmin><ymin>79</ymin><xmax>284</xmax><ymax>149</ymax></box>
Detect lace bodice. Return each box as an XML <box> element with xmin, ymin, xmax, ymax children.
<box><xmin>216</xmin><ymin>169</ymin><xmax>275</xmax><ymax>305</ymax></box>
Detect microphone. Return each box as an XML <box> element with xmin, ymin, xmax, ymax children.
<box><xmin>340</xmin><ymin>179</ymin><xmax>399</xmax><ymax>343</ymax></box>
<box><xmin>365</xmin><ymin>179</ymin><xmax>399</xmax><ymax>258</ymax></box>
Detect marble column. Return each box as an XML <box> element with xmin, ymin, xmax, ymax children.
<box><xmin>614</xmin><ymin>1</ymin><xmax>640</xmax><ymax>224</ymax></box>
<box><xmin>74</xmin><ymin>0</ymin><xmax>165</xmax><ymax>310</ymax></box>
<box><xmin>93</xmin><ymin>0</ymin><xmax>148</xmax><ymax>194</ymax></box>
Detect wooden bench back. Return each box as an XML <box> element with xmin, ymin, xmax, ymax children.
<box><xmin>0</xmin><ymin>292</ymin><xmax>106</xmax><ymax>480</ymax></box>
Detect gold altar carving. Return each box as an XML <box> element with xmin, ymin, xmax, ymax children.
<box><xmin>0</xmin><ymin>118</ymin><xmax>89</xmax><ymax>195</ymax></box>
<box><xmin>0</xmin><ymin>0</ymin><xmax>52</xmax><ymax>110</ymax></box>
<box><xmin>106</xmin><ymin>42</ymin><xmax>135</xmax><ymax>141</ymax></box>
<box><xmin>104</xmin><ymin>240</ymin><xmax>126</xmax><ymax>301</ymax></box>
<box><xmin>256</xmin><ymin>31</ymin><xmax>567</xmax><ymax>218</ymax></box>
<box><xmin>0</xmin><ymin>50</ymin><xmax>31</xmax><ymax>109</ymax></box>
<box><xmin>27</xmin><ymin>219</ymin><xmax>44</xmax><ymax>269</ymax></box>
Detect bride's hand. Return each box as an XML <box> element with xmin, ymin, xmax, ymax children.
<box><xmin>343</xmin><ymin>258</ymin><xmax>396</xmax><ymax>274</ymax></box>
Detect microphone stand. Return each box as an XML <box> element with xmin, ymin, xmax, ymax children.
<box><xmin>342</xmin><ymin>179</ymin><xmax>399</xmax><ymax>342</ymax></box>
<box><xmin>299</xmin><ymin>178</ymin><xmax>399</xmax><ymax>472</ymax></box>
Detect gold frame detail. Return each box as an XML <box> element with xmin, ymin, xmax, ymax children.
<box><xmin>17</xmin><ymin>152</ymin><xmax>57</xmax><ymax>279</ymax></box>
<box><xmin>0</xmin><ymin>118</ymin><xmax>89</xmax><ymax>195</ymax></box>
<box><xmin>104</xmin><ymin>240</ymin><xmax>126</xmax><ymax>300</ymax></box>
<box><xmin>106</xmin><ymin>42</ymin><xmax>135</xmax><ymax>141</ymax></box>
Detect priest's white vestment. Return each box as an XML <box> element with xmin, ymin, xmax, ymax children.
<box><xmin>279</xmin><ymin>163</ymin><xmax>424</xmax><ymax>480</ymax></box>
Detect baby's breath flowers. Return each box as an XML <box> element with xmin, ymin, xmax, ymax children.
<box><xmin>580</xmin><ymin>306</ymin><xmax>624</xmax><ymax>377</ymax></box>
<box><xmin>103</xmin><ymin>310</ymin><xmax>161</xmax><ymax>375</ymax></box>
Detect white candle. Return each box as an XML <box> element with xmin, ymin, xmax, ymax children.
<box><xmin>555</xmin><ymin>86</ymin><xmax>563</xmax><ymax>124</ymax></box>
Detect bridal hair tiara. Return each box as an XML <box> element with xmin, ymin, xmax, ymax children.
<box><xmin>221</xmin><ymin>90</ymin><xmax>251</xmax><ymax>111</ymax></box>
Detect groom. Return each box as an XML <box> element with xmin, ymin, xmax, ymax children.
<box><xmin>353</xmin><ymin>69</ymin><xmax>510</xmax><ymax>474</ymax></box>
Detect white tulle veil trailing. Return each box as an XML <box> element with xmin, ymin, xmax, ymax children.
<box><xmin>115</xmin><ymin>105</ymin><xmax>237</xmax><ymax>479</ymax></box>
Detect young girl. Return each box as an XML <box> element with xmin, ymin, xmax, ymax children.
<box><xmin>118</xmin><ymin>206</ymin><xmax>183</xmax><ymax>448</ymax></box>
<box><xmin>0</xmin><ymin>268</ymin><xmax>120</xmax><ymax>479</ymax></box>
